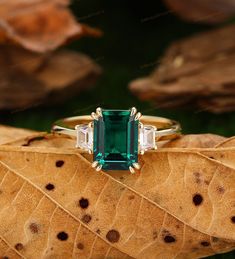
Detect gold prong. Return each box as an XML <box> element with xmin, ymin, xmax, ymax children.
<box><xmin>129</xmin><ymin>166</ymin><xmax>135</xmax><ymax>174</ymax></box>
<box><xmin>135</xmin><ymin>112</ymin><xmax>142</xmax><ymax>121</ymax></box>
<box><xmin>75</xmin><ymin>125</ymin><xmax>79</xmax><ymax>130</ymax></box>
<box><xmin>92</xmin><ymin>161</ymin><xmax>99</xmax><ymax>168</ymax></box>
<box><xmin>139</xmin><ymin>122</ymin><xmax>144</xmax><ymax>129</ymax></box>
<box><xmin>88</xmin><ymin>149</ymin><xmax>93</xmax><ymax>154</ymax></box>
<box><xmin>96</xmin><ymin>164</ymin><xmax>102</xmax><ymax>171</ymax></box>
<box><xmin>154</xmin><ymin>145</ymin><xmax>158</xmax><ymax>150</ymax></box>
<box><xmin>88</xmin><ymin>122</ymin><xmax>93</xmax><ymax>128</ymax></box>
<box><xmin>133</xmin><ymin>163</ymin><xmax>140</xmax><ymax>170</ymax></box>
<box><xmin>140</xmin><ymin>150</ymin><xmax>145</xmax><ymax>155</ymax></box>
<box><xmin>96</xmin><ymin>107</ymin><xmax>102</xmax><ymax>117</ymax></box>
<box><xmin>91</xmin><ymin>112</ymin><xmax>98</xmax><ymax>120</ymax></box>
<box><xmin>130</xmin><ymin>107</ymin><xmax>137</xmax><ymax>116</ymax></box>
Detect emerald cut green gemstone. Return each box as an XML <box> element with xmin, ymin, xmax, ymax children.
<box><xmin>93</xmin><ymin>109</ymin><xmax>138</xmax><ymax>170</ymax></box>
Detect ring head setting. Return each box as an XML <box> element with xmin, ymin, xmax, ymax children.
<box><xmin>53</xmin><ymin>107</ymin><xmax>181</xmax><ymax>173</ymax></box>
<box><xmin>76</xmin><ymin>107</ymin><xmax>157</xmax><ymax>173</ymax></box>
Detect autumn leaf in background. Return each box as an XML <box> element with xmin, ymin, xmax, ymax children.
<box><xmin>1</xmin><ymin>126</ymin><xmax>235</xmax><ymax>258</ymax></box>
<box><xmin>163</xmin><ymin>0</ymin><xmax>235</xmax><ymax>24</ymax></box>
<box><xmin>130</xmin><ymin>24</ymin><xmax>235</xmax><ymax>113</ymax></box>
<box><xmin>0</xmin><ymin>0</ymin><xmax>102</xmax><ymax>110</ymax></box>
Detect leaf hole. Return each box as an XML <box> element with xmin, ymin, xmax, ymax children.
<box><xmin>77</xmin><ymin>243</ymin><xmax>84</xmax><ymax>250</ymax></box>
<box><xmin>45</xmin><ymin>183</ymin><xmax>55</xmax><ymax>191</ymax></box>
<box><xmin>79</xmin><ymin>198</ymin><xmax>89</xmax><ymax>209</ymax></box>
<box><xmin>56</xmin><ymin>160</ymin><xmax>64</xmax><ymax>168</ymax></box>
<box><xmin>81</xmin><ymin>214</ymin><xmax>92</xmax><ymax>224</ymax></box>
<box><xmin>29</xmin><ymin>222</ymin><xmax>39</xmax><ymax>234</ymax></box>
<box><xmin>164</xmin><ymin>235</ymin><xmax>176</xmax><ymax>243</ymax></box>
<box><xmin>106</xmin><ymin>229</ymin><xmax>120</xmax><ymax>243</ymax></box>
<box><xmin>200</xmin><ymin>241</ymin><xmax>210</xmax><ymax>247</ymax></box>
<box><xmin>15</xmin><ymin>243</ymin><xmax>24</xmax><ymax>251</ymax></box>
<box><xmin>57</xmin><ymin>231</ymin><xmax>68</xmax><ymax>241</ymax></box>
<box><xmin>231</xmin><ymin>216</ymin><xmax>235</xmax><ymax>223</ymax></box>
<box><xmin>193</xmin><ymin>193</ymin><xmax>203</xmax><ymax>206</ymax></box>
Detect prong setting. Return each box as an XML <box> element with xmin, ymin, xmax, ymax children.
<box><xmin>96</xmin><ymin>164</ymin><xmax>103</xmax><ymax>171</ymax></box>
<box><xmin>133</xmin><ymin>163</ymin><xmax>140</xmax><ymax>170</ymax></box>
<box><xmin>129</xmin><ymin>166</ymin><xmax>135</xmax><ymax>174</ymax></box>
<box><xmin>91</xmin><ymin>112</ymin><xmax>99</xmax><ymax>120</ymax></box>
<box><xmin>91</xmin><ymin>161</ymin><xmax>103</xmax><ymax>171</ymax></box>
<box><xmin>139</xmin><ymin>122</ymin><xmax>144</xmax><ymax>129</ymax></box>
<box><xmin>96</xmin><ymin>107</ymin><xmax>103</xmax><ymax>117</ymax></box>
<box><xmin>135</xmin><ymin>112</ymin><xmax>142</xmax><ymax>121</ymax></box>
<box><xmin>130</xmin><ymin>107</ymin><xmax>137</xmax><ymax>116</ymax></box>
<box><xmin>92</xmin><ymin>161</ymin><xmax>99</xmax><ymax>168</ymax></box>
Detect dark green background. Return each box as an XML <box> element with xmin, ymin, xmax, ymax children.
<box><xmin>1</xmin><ymin>1</ymin><xmax>235</xmax><ymax>258</ymax></box>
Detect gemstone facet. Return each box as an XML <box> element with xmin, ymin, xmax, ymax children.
<box><xmin>76</xmin><ymin>124</ymin><xmax>93</xmax><ymax>151</ymax></box>
<box><xmin>139</xmin><ymin>125</ymin><xmax>156</xmax><ymax>151</ymax></box>
<box><xmin>93</xmin><ymin>109</ymin><xmax>138</xmax><ymax>170</ymax></box>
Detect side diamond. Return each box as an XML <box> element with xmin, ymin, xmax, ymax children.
<box><xmin>76</xmin><ymin>124</ymin><xmax>93</xmax><ymax>151</ymax></box>
<box><xmin>139</xmin><ymin>125</ymin><xmax>156</xmax><ymax>151</ymax></box>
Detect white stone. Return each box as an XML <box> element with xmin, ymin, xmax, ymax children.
<box><xmin>76</xmin><ymin>124</ymin><xmax>93</xmax><ymax>151</ymax></box>
<box><xmin>139</xmin><ymin>125</ymin><xmax>156</xmax><ymax>151</ymax></box>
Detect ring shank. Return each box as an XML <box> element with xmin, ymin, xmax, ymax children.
<box><xmin>52</xmin><ymin>115</ymin><xmax>181</xmax><ymax>142</ymax></box>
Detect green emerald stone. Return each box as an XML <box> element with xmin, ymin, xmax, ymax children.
<box><xmin>93</xmin><ymin>109</ymin><xmax>138</xmax><ymax>170</ymax></box>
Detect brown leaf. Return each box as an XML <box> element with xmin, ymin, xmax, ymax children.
<box><xmin>130</xmin><ymin>25</ymin><xmax>235</xmax><ymax>113</ymax></box>
<box><xmin>164</xmin><ymin>0</ymin><xmax>235</xmax><ymax>24</ymax></box>
<box><xmin>5</xmin><ymin>133</ymin><xmax>76</xmax><ymax>149</ymax></box>
<box><xmin>0</xmin><ymin>150</ymin><xmax>131</xmax><ymax>258</ymax></box>
<box><xmin>162</xmin><ymin>134</ymin><xmax>226</xmax><ymax>148</ymax></box>
<box><xmin>0</xmin><ymin>238</ymin><xmax>21</xmax><ymax>258</ymax></box>
<box><xmin>1</xmin><ymin>128</ymin><xmax>235</xmax><ymax>258</ymax></box>
<box><xmin>0</xmin><ymin>0</ymin><xmax>102</xmax><ymax>53</ymax></box>
<box><xmin>0</xmin><ymin>46</ymin><xmax>102</xmax><ymax>110</ymax></box>
<box><xmin>200</xmin><ymin>136</ymin><xmax>235</xmax><ymax>170</ymax></box>
<box><xmin>0</xmin><ymin>125</ymin><xmax>36</xmax><ymax>145</ymax></box>
<box><xmin>0</xmin><ymin>145</ymin><xmax>234</xmax><ymax>258</ymax></box>
<box><xmin>215</xmin><ymin>136</ymin><xmax>235</xmax><ymax>148</ymax></box>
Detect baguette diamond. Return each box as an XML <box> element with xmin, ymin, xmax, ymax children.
<box><xmin>76</xmin><ymin>124</ymin><xmax>93</xmax><ymax>151</ymax></box>
<box><xmin>139</xmin><ymin>125</ymin><xmax>156</xmax><ymax>151</ymax></box>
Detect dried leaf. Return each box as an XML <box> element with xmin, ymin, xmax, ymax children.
<box><xmin>216</xmin><ymin>136</ymin><xmax>235</xmax><ymax>148</ymax></box>
<box><xmin>0</xmin><ymin>145</ymin><xmax>234</xmax><ymax>258</ymax></box>
<box><xmin>199</xmin><ymin>136</ymin><xmax>235</xmax><ymax>170</ymax></box>
<box><xmin>0</xmin><ymin>0</ymin><xmax>102</xmax><ymax>53</ymax></box>
<box><xmin>5</xmin><ymin>133</ymin><xmax>75</xmax><ymax>149</ymax></box>
<box><xmin>130</xmin><ymin>25</ymin><xmax>235</xmax><ymax>113</ymax></box>
<box><xmin>0</xmin><ymin>127</ymin><xmax>235</xmax><ymax>258</ymax></box>
<box><xmin>0</xmin><ymin>125</ymin><xmax>36</xmax><ymax>145</ymax></box>
<box><xmin>164</xmin><ymin>0</ymin><xmax>235</xmax><ymax>24</ymax></box>
<box><xmin>162</xmin><ymin>134</ymin><xmax>226</xmax><ymax>148</ymax></box>
<box><xmin>0</xmin><ymin>47</ymin><xmax>102</xmax><ymax>110</ymax></box>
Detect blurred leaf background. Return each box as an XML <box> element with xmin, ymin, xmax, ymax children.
<box><xmin>0</xmin><ymin>1</ymin><xmax>235</xmax><ymax>258</ymax></box>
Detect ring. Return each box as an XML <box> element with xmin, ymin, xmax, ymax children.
<box><xmin>52</xmin><ymin>107</ymin><xmax>181</xmax><ymax>173</ymax></box>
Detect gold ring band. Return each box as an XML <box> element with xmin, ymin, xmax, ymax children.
<box><xmin>52</xmin><ymin>115</ymin><xmax>181</xmax><ymax>142</ymax></box>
